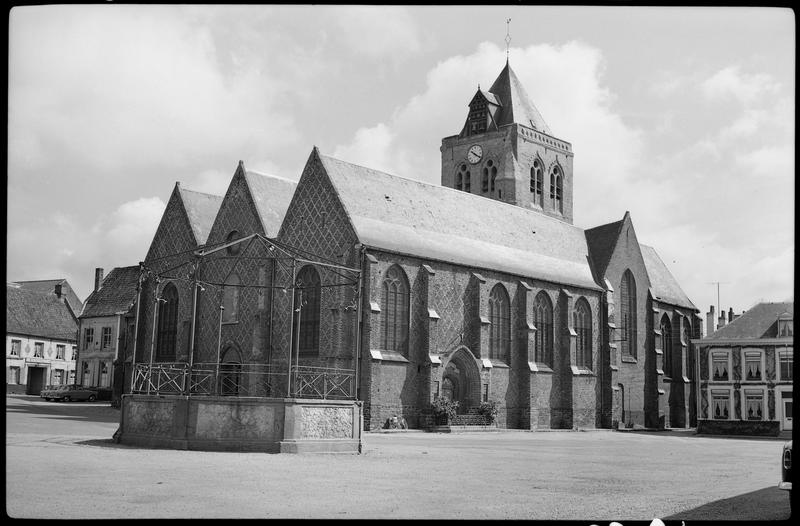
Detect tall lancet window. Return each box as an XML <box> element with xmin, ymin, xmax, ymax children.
<box><xmin>620</xmin><ymin>270</ymin><xmax>637</xmax><ymax>359</ymax></box>
<box><xmin>294</xmin><ymin>265</ymin><xmax>321</xmax><ymax>356</ymax></box>
<box><xmin>156</xmin><ymin>283</ymin><xmax>178</xmax><ymax>362</ymax></box>
<box><xmin>530</xmin><ymin>159</ymin><xmax>543</xmax><ymax>206</ymax></box>
<box><xmin>381</xmin><ymin>265</ymin><xmax>410</xmax><ymax>354</ymax></box>
<box><xmin>534</xmin><ymin>292</ymin><xmax>554</xmax><ymax>366</ymax></box>
<box><xmin>574</xmin><ymin>298</ymin><xmax>592</xmax><ymax>369</ymax></box>
<box><xmin>550</xmin><ymin>166</ymin><xmax>563</xmax><ymax>213</ymax></box>
<box><xmin>488</xmin><ymin>283</ymin><xmax>510</xmax><ymax>362</ymax></box>
<box><xmin>661</xmin><ymin>315</ymin><xmax>672</xmax><ymax>377</ymax></box>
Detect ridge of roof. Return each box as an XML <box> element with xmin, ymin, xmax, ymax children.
<box><xmin>177</xmin><ymin>185</ymin><xmax>224</xmax><ymax>245</ymax></box>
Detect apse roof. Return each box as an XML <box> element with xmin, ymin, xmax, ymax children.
<box><xmin>640</xmin><ymin>244</ymin><xmax>696</xmax><ymax>310</ymax></box>
<box><xmin>318</xmin><ymin>152</ymin><xmax>600</xmax><ymax>291</ymax></box>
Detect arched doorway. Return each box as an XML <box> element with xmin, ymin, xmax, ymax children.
<box><xmin>219</xmin><ymin>346</ymin><xmax>242</xmax><ymax>396</ymax></box>
<box><xmin>440</xmin><ymin>347</ymin><xmax>481</xmax><ymax>414</ymax></box>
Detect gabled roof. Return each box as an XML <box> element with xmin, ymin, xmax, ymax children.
<box><xmin>477</xmin><ymin>89</ymin><xmax>500</xmax><ymax>106</ymax></box>
<box><xmin>242</xmin><ymin>167</ymin><xmax>298</xmax><ymax>237</ymax></box>
<box><xmin>585</xmin><ymin>218</ymin><xmax>625</xmax><ymax>280</ymax></box>
<box><xmin>13</xmin><ymin>279</ymin><xmax>83</xmax><ymax>313</ymax></box>
<box><xmin>640</xmin><ymin>244</ymin><xmax>696</xmax><ymax>310</ymax></box>
<box><xmin>179</xmin><ymin>186</ymin><xmax>223</xmax><ymax>245</ymax></box>
<box><xmin>488</xmin><ymin>61</ymin><xmax>552</xmax><ymax>135</ymax></box>
<box><xmin>6</xmin><ymin>283</ymin><xmax>78</xmax><ymax>341</ymax></box>
<box><xmin>317</xmin><ymin>151</ymin><xmax>599</xmax><ymax>291</ymax></box>
<box><xmin>79</xmin><ymin>266</ymin><xmax>140</xmax><ymax>318</ymax></box>
<box><xmin>704</xmin><ymin>302</ymin><xmax>794</xmax><ymax>340</ymax></box>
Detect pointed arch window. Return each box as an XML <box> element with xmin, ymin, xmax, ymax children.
<box><xmin>222</xmin><ymin>273</ymin><xmax>240</xmax><ymax>323</ymax></box>
<box><xmin>620</xmin><ymin>270</ymin><xmax>637</xmax><ymax>359</ymax></box>
<box><xmin>457</xmin><ymin>164</ymin><xmax>470</xmax><ymax>193</ymax></box>
<box><xmin>574</xmin><ymin>298</ymin><xmax>592</xmax><ymax>369</ymax></box>
<box><xmin>489</xmin><ymin>283</ymin><xmax>511</xmax><ymax>362</ymax></box>
<box><xmin>530</xmin><ymin>159</ymin><xmax>543</xmax><ymax>206</ymax></box>
<box><xmin>661</xmin><ymin>315</ymin><xmax>672</xmax><ymax>378</ymax></box>
<box><xmin>381</xmin><ymin>265</ymin><xmax>410</xmax><ymax>354</ymax></box>
<box><xmin>294</xmin><ymin>265</ymin><xmax>321</xmax><ymax>356</ymax></box>
<box><xmin>533</xmin><ymin>292</ymin><xmax>554</xmax><ymax>366</ymax></box>
<box><xmin>156</xmin><ymin>282</ymin><xmax>178</xmax><ymax>361</ymax></box>
<box><xmin>550</xmin><ymin>166</ymin><xmax>563</xmax><ymax>213</ymax></box>
<box><xmin>219</xmin><ymin>346</ymin><xmax>242</xmax><ymax>396</ymax></box>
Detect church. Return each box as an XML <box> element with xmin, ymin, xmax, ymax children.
<box><xmin>130</xmin><ymin>59</ymin><xmax>701</xmax><ymax>435</ymax></box>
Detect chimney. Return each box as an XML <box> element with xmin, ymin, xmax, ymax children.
<box><xmin>718</xmin><ymin>312</ymin><xmax>726</xmax><ymax>329</ymax></box>
<box><xmin>54</xmin><ymin>283</ymin><xmax>62</xmax><ymax>298</ymax></box>
<box><xmin>706</xmin><ymin>305</ymin><xmax>716</xmax><ymax>335</ymax></box>
<box><xmin>94</xmin><ymin>268</ymin><xmax>104</xmax><ymax>292</ymax></box>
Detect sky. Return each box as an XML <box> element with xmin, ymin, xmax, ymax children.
<box><xmin>7</xmin><ymin>5</ymin><xmax>795</xmax><ymax>326</ymax></box>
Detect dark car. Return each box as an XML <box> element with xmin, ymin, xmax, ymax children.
<box><xmin>779</xmin><ymin>440</ymin><xmax>791</xmax><ymax>503</ymax></box>
<box><xmin>52</xmin><ymin>384</ymin><xmax>98</xmax><ymax>402</ymax></box>
<box><xmin>40</xmin><ymin>385</ymin><xmax>61</xmax><ymax>400</ymax></box>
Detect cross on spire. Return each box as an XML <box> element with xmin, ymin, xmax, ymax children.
<box><xmin>505</xmin><ymin>18</ymin><xmax>512</xmax><ymax>61</ymax></box>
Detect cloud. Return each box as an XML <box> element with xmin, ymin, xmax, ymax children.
<box><xmin>334</xmin><ymin>7</ymin><xmax>422</xmax><ymax>60</ymax></box>
<box><xmin>333</xmin><ymin>123</ymin><xmax>396</xmax><ymax>174</ymax></box>
<box><xmin>701</xmin><ymin>66</ymin><xmax>781</xmax><ymax>105</ymax></box>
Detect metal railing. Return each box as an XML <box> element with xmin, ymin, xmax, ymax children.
<box><xmin>131</xmin><ymin>362</ymin><xmax>355</xmax><ymax>400</ymax></box>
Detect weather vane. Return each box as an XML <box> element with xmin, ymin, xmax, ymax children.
<box><xmin>505</xmin><ymin>18</ymin><xmax>512</xmax><ymax>60</ymax></box>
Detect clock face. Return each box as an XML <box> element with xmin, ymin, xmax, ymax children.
<box><xmin>467</xmin><ymin>144</ymin><xmax>483</xmax><ymax>164</ymax></box>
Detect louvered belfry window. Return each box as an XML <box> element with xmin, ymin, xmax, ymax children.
<box><xmin>619</xmin><ymin>270</ymin><xmax>637</xmax><ymax>359</ymax></box>
<box><xmin>381</xmin><ymin>265</ymin><xmax>410</xmax><ymax>354</ymax></box>
<box><xmin>489</xmin><ymin>283</ymin><xmax>511</xmax><ymax>362</ymax></box>
<box><xmin>294</xmin><ymin>265</ymin><xmax>321</xmax><ymax>356</ymax></box>
<box><xmin>156</xmin><ymin>283</ymin><xmax>178</xmax><ymax>361</ymax></box>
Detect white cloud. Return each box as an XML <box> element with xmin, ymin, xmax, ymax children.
<box><xmin>701</xmin><ymin>66</ymin><xmax>781</xmax><ymax>105</ymax></box>
<box><xmin>333</xmin><ymin>123</ymin><xmax>396</xmax><ymax>174</ymax></box>
<box><xmin>735</xmin><ymin>145</ymin><xmax>795</xmax><ymax>178</ymax></box>
<box><xmin>334</xmin><ymin>6</ymin><xmax>422</xmax><ymax>60</ymax></box>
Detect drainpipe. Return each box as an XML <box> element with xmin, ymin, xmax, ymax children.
<box><xmin>215</xmin><ymin>298</ymin><xmax>224</xmax><ymax>395</ymax></box>
<box><xmin>695</xmin><ymin>342</ymin><xmax>702</xmax><ymax>431</ymax></box>
<box><xmin>287</xmin><ymin>259</ymin><xmax>297</xmax><ymax>398</ymax></box>
<box><xmin>293</xmin><ymin>290</ymin><xmax>303</xmax><ymax>397</ymax></box>
<box><xmin>187</xmin><ymin>258</ymin><xmax>200</xmax><ymax>394</ymax></box>
<box><xmin>148</xmin><ymin>281</ymin><xmax>162</xmax><ymax>395</ymax></box>
<box><xmin>354</xmin><ymin>244</ymin><xmax>366</xmax><ymax>401</ymax></box>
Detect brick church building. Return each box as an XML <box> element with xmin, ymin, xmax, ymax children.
<box><xmin>132</xmin><ymin>60</ymin><xmax>700</xmax><ymax>432</ymax></box>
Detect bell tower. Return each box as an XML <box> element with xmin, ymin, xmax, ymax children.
<box><xmin>440</xmin><ymin>61</ymin><xmax>575</xmax><ymax>224</ymax></box>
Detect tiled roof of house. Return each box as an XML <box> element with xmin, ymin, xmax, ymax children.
<box><xmin>13</xmin><ymin>279</ymin><xmax>83</xmax><ymax>313</ymax></box>
<box><xmin>488</xmin><ymin>61</ymin><xmax>553</xmax><ymax>135</ymax></box>
<box><xmin>243</xmin><ymin>169</ymin><xmax>298</xmax><ymax>237</ymax></box>
<box><xmin>640</xmin><ymin>244</ymin><xmax>696</xmax><ymax>310</ymax></box>
<box><xmin>318</xmin><ymin>151</ymin><xmax>600</xmax><ymax>291</ymax></box>
<box><xmin>705</xmin><ymin>302</ymin><xmax>794</xmax><ymax>340</ymax></box>
<box><xmin>79</xmin><ymin>266</ymin><xmax>140</xmax><ymax>318</ymax></box>
<box><xmin>6</xmin><ymin>283</ymin><xmax>78</xmax><ymax>341</ymax></box>
<box><xmin>179</xmin><ymin>187</ymin><xmax>223</xmax><ymax>245</ymax></box>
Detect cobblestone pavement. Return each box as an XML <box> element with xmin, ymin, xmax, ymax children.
<box><xmin>5</xmin><ymin>395</ymin><xmax>792</xmax><ymax>520</ymax></box>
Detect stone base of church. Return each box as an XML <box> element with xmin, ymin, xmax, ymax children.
<box><xmin>118</xmin><ymin>394</ymin><xmax>363</xmax><ymax>454</ymax></box>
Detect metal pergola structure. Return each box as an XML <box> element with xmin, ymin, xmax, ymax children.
<box><xmin>128</xmin><ymin>233</ymin><xmax>364</xmax><ymax>400</ymax></box>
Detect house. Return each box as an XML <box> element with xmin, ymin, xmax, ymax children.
<box><xmin>6</xmin><ymin>281</ymin><xmax>80</xmax><ymax>394</ymax></box>
<box><xmin>692</xmin><ymin>302</ymin><xmax>793</xmax><ymax>435</ymax></box>
<box><xmin>127</xmin><ymin>59</ymin><xmax>700</xmax><ymax>434</ymax></box>
<box><xmin>77</xmin><ymin>266</ymin><xmax>140</xmax><ymax>400</ymax></box>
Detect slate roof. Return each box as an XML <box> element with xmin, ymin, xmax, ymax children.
<box><xmin>704</xmin><ymin>302</ymin><xmax>794</xmax><ymax>340</ymax></box>
<box><xmin>488</xmin><ymin>61</ymin><xmax>553</xmax><ymax>135</ymax></box>
<box><xmin>6</xmin><ymin>283</ymin><xmax>78</xmax><ymax>341</ymax></box>
<box><xmin>584</xmin><ymin>218</ymin><xmax>625</xmax><ymax>280</ymax></box>
<box><xmin>79</xmin><ymin>266</ymin><xmax>140</xmax><ymax>318</ymax></box>
<box><xmin>640</xmin><ymin>244</ymin><xmax>696</xmax><ymax>310</ymax></box>
<box><xmin>318</xmin><ymin>152</ymin><xmax>600</xmax><ymax>291</ymax></box>
<box><xmin>13</xmin><ymin>279</ymin><xmax>83</xmax><ymax>313</ymax></box>
<box><xmin>179</xmin><ymin>186</ymin><xmax>223</xmax><ymax>245</ymax></box>
<box><xmin>243</xmin><ymin>169</ymin><xmax>298</xmax><ymax>237</ymax></box>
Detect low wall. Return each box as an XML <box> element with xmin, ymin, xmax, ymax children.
<box><xmin>697</xmin><ymin>419</ymin><xmax>781</xmax><ymax>436</ymax></box>
<box><xmin>118</xmin><ymin>395</ymin><xmax>362</xmax><ymax>453</ymax></box>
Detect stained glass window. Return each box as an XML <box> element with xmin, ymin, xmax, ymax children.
<box><xmin>489</xmin><ymin>284</ymin><xmax>510</xmax><ymax>362</ymax></box>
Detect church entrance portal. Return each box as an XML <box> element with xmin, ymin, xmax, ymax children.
<box><xmin>441</xmin><ymin>347</ymin><xmax>481</xmax><ymax>414</ymax></box>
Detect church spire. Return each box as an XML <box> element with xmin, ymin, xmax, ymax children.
<box><xmin>488</xmin><ymin>61</ymin><xmax>552</xmax><ymax>135</ymax></box>
<box><xmin>505</xmin><ymin>18</ymin><xmax>512</xmax><ymax>63</ymax></box>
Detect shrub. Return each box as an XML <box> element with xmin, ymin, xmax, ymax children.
<box><xmin>477</xmin><ymin>400</ymin><xmax>498</xmax><ymax>423</ymax></box>
<box><xmin>431</xmin><ymin>397</ymin><xmax>460</xmax><ymax>423</ymax></box>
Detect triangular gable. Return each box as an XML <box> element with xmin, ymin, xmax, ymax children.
<box><xmin>585</xmin><ymin>217</ymin><xmax>626</xmax><ymax>280</ymax></box>
<box><xmin>179</xmin><ymin>187</ymin><xmax>223</xmax><ymax>245</ymax></box>
<box><xmin>243</xmin><ymin>169</ymin><xmax>297</xmax><ymax>237</ymax></box>
<box><xmin>145</xmin><ymin>183</ymin><xmax>204</xmax><ymax>263</ymax></box>
<box><xmin>206</xmin><ymin>161</ymin><xmax>268</xmax><ymax>246</ymax></box>
<box><xmin>640</xmin><ymin>244</ymin><xmax>696</xmax><ymax>311</ymax></box>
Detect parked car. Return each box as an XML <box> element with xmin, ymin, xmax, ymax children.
<box><xmin>779</xmin><ymin>440</ymin><xmax>792</xmax><ymax>504</ymax></box>
<box><xmin>40</xmin><ymin>385</ymin><xmax>61</xmax><ymax>400</ymax></box>
<box><xmin>51</xmin><ymin>384</ymin><xmax>98</xmax><ymax>402</ymax></box>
